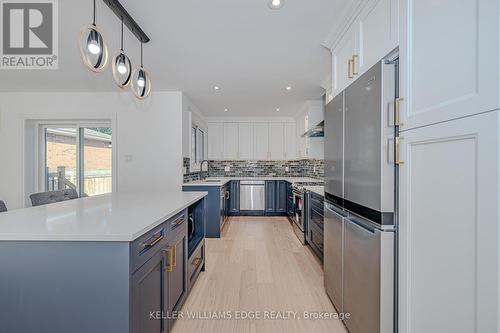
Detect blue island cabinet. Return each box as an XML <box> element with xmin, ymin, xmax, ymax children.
<box><xmin>0</xmin><ymin>199</ymin><xmax>203</xmax><ymax>333</ymax></box>
<box><xmin>183</xmin><ymin>184</ymin><xmax>227</xmax><ymax>238</ymax></box>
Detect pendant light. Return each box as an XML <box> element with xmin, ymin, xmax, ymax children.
<box><xmin>131</xmin><ymin>40</ymin><xmax>151</xmax><ymax>99</ymax></box>
<box><xmin>112</xmin><ymin>16</ymin><xmax>132</xmax><ymax>87</ymax></box>
<box><xmin>79</xmin><ymin>0</ymin><xmax>108</xmax><ymax>72</ymax></box>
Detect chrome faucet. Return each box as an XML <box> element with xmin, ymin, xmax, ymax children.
<box><xmin>200</xmin><ymin>160</ymin><xmax>209</xmax><ymax>180</ymax></box>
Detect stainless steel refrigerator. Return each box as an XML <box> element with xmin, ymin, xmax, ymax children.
<box><xmin>324</xmin><ymin>59</ymin><xmax>396</xmax><ymax>333</ymax></box>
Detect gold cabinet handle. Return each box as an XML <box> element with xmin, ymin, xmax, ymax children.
<box><xmin>352</xmin><ymin>54</ymin><xmax>358</xmax><ymax>75</ymax></box>
<box><xmin>395</xmin><ymin>98</ymin><xmax>404</xmax><ymax>126</ymax></box>
<box><xmin>140</xmin><ymin>231</ymin><xmax>163</xmax><ymax>250</ymax></box>
<box><xmin>172</xmin><ymin>244</ymin><xmax>177</xmax><ymax>267</ymax></box>
<box><xmin>348</xmin><ymin>59</ymin><xmax>354</xmax><ymax>79</ymax></box>
<box><xmin>162</xmin><ymin>246</ymin><xmax>174</xmax><ymax>272</ymax></box>
<box><xmin>395</xmin><ymin>137</ymin><xmax>404</xmax><ymax>165</ymax></box>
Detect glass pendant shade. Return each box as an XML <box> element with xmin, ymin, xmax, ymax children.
<box><xmin>112</xmin><ymin>51</ymin><xmax>132</xmax><ymax>87</ymax></box>
<box><xmin>131</xmin><ymin>67</ymin><xmax>151</xmax><ymax>99</ymax></box>
<box><xmin>79</xmin><ymin>25</ymin><xmax>108</xmax><ymax>72</ymax></box>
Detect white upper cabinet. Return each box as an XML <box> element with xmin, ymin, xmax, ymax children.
<box><xmin>253</xmin><ymin>122</ymin><xmax>269</xmax><ymax>160</ymax></box>
<box><xmin>330</xmin><ymin>0</ymin><xmax>399</xmax><ymax>98</ymax></box>
<box><xmin>398</xmin><ymin>111</ymin><xmax>500</xmax><ymax>333</ymax></box>
<box><xmin>238</xmin><ymin>123</ymin><xmax>253</xmax><ymax>160</ymax></box>
<box><xmin>399</xmin><ymin>0</ymin><xmax>500</xmax><ymax>130</ymax></box>
<box><xmin>207</xmin><ymin>122</ymin><xmax>224</xmax><ymax>160</ymax></box>
<box><xmin>296</xmin><ymin>114</ymin><xmax>307</xmax><ymax>158</ymax></box>
<box><xmin>284</xmin><ymin>122</ymin><xmax>297</xmax><ymax>160</ymax></box>
<box><xmin>269</xmin><ymin>123</ymin><xmax>285</xmax><ymax>160</ymax></box>
<box><xmin>332</xmin><ymin>28</ymin><xmax>357</xmax><ymax>97</ymax></box>
<box><xmin>223</xmin><ymin>123</ymin><xmax>238</xmax><ymax>159</ymax></box>
<box><xmin>356</xmin><ymin>0</ymin><xmax>398</xmax><ymax>75</ymax></box>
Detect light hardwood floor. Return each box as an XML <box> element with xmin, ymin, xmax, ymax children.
<box><xmin>171</xmin><ymin>216</ymin><xmax>348</xmax><ymax>333</ymax></box>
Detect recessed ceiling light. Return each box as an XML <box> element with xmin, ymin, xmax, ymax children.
<box><xmin>285</xmin><ymin>86</ymin><xmax>292</xmax><ymax>91</ymax></box>
<box><xmin>276</xmin><ymin>108</ymin><xmax>280</xmax><ymax>112</ymax></box>
<box><xmin>268</xmin><ymin>0</ymin><xmax>285</xmax><ymax>9</ymax></box>
<box><xmin>214</xmin><ymin>86</ymin><xmax>220</xmax><ymax>91</ymax></box>
<box><xmin>224</xmin><ymin>108</ymin><xmax>228</xmax><ymax>112</ymax></box>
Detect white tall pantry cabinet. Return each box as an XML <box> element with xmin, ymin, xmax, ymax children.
<box><xmin>397</xmin><ymin>0</ymin><xmax>500</xmax><ymax>332</ymax></box>
<box><xmin>398</xmin><ymin>112</ymin><xmax>499</xmax><ymax>333</ymax></box>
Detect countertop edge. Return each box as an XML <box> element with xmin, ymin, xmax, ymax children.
<box><xmin>0</xmin><ymin>192</ymin><xmax>208</xmax><ymax>242</ymax></box>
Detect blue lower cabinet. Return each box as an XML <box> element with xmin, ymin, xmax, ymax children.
<box><xmin>229</xmin><ymin>181</ymin><xmax>240</xmax><ymax>214</ymax></box>
<box><xmin>131</xmin><ymin>250</ymin><xmax>164</xmax><ymax>333</ymax></box>
<box><xmin>276</xmin><ymin>181</ymin><xmax>287</xmax><ymax>213</ymax></box>
<box><xmin>265</xmin><ymin>180</ymin><xmax>287</xmax><ymax>216</ymax></box>
<box><xmin>132</xmin><ymin>211</ymin><xmax>189</xmax><ymax>333</ymax></box>
<box><xmin>265</xmin><ymin>181</ymin><xmax>277</xmax><ymax>213</ymax></box>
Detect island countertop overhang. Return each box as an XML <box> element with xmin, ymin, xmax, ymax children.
<box><xmin>0</xmin><ymin>191</ymin><xmax>207</xmax><ymax>242</ymax></box>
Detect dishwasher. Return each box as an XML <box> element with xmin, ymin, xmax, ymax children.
<box><xmin>239</xmin><ymin>181</ymin><xmax>265</xmax><ymax>211</ymax></box>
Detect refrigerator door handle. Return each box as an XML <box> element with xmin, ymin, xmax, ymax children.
<box><xmin>346</xmin><ymin>216</ymin><xmax>378</xmax><ymax>234</ymax></box>
<box><xmin>325</xmin><ymin>202</ymin><xmax>348</xmax><ymax>217</ymax></box>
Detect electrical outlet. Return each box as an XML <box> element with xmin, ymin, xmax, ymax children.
<box><xmin>285</xmin><ymin>166</ymin><xmax>289</xmax><ymax>172</ymax></box>
<box><xmin>124</xmin><ymin>155</ymin><xmax>133</xmax><ymax>163</ymax></box>
<box><xmin>224</xmin><ymin>166</ymin><xmax>230</xmax><ymax>172</ymax></box>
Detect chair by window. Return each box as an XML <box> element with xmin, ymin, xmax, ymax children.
<box><xmin>0</xmin><ymin>200</ymin><xmax>7</xmax><ymax>213</ymax></box>
<box><xmin>30</xmin><ymin>189</ymin><xmax>79</xmax><ymax>207</ymax></box>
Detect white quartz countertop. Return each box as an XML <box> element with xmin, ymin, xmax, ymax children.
<box><xmin>304</xmin><ymin>186</ymin><xmax>325</xmax><ymax>197</ymax></box>
<box><xmin>0</xmin><ymin>191</ymin><xmax>207</xmax><ymax>242</ymax></box>
<box><xmin>183</xmin><ymin>177</ymin><xmax>322</xmax><ymax>187</ymax></box>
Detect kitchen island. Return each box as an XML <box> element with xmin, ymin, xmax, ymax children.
<box><xmin>0</xmin><ymin>191</ymin><xmax>207</xmax><ymax>333</ymax></box>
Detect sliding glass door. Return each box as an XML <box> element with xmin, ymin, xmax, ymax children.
<box><xmin>42</xmin><ymin>125</ymin><xmax>113</xmax><ymax>197</ymax></box>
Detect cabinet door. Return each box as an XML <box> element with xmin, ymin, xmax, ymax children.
<box><xmin>253</xmin><ymin>123</ymin><xmax>269</xmax><ymax>160</ymax></box>
<box><xmin>166</xmin><ymin>233</ymin><xmax>187</xmax><ymax>316</ymax></box>
<box><xmin>398</xmin><ymin>111</ymin><xmax>499</xmax><ymax>333</ymax></box>
<box><xmin>223</xmin><ymin>123</ymin><xmax>238</xmax><ymax>160</ymax></box>
<box><xmin>238</xmin><ymin>123</ymin><xmax>253</xmax><ymax>160</ymax></box>
<box><xmin>399</xmin><ymin>0</ymin><xmax>499</xmax><ymax>130</ymax></box>
<box><xmin>269</xmin><ymin>123</ymin><xmax>284</xmax><ymax>160</ymax></box>
<box><xmin>284</xmin><ymin>123</ymin><xmax>297</xmax><ymax>160</ymax></box>
<box><xmin>356</xmin><ymin>0</ymin><xmax>398</xmax><ymax>76</ymax></box>
<box><xmin>229</xmin><ymin>181</ymin><xmax>240</xmax><ymax>213</ymax></box>
<box><xmin>276</xmin><ymin>181</ymin><xmax>287</xmax><ymax>213</ymax></box>
<box><xmin>131</xmin><ymin>251</ymin><xmax>165</xmax><ymax>333</ymax></box>
<box><xmin>324</xmin><ymin>203</ymin><xmax>345</xmax><ymax>313</ymax></box>
<box><xmin>296</xmin><ymin>115</ymin><xmax>306</xmax><ymax>158</ymax></box>
<box><xmin>332</xmin><ymin>27</ymin><xmax>356</xmax><ymax>97</ymax></box>
<box><xmin>208</xmin><ymin>122</ymin><xmax>224</xmax><ymax>160</ymax></box>
<box><xmin>265</xmin><ymin>181</ymin><xmax>276</xmax><ymax>213</ymax></box>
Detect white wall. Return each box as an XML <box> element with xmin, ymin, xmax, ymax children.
<box><xmin>0</xmin><ymin>91</ymin><xmax>183</xmax><ymax>209</ymax></box>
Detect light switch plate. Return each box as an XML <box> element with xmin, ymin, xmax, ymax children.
<box><xmin>124</xmin><ymin>155</ymin><xmax>133</xmax><ymax>163</ymax></box>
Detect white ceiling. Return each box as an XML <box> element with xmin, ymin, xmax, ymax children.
<box><xmin>0</xmin><ymin>0</ymin><xmax>351</xmax><ymax>116</ymax></box>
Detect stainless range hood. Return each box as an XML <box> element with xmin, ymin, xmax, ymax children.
<box><xmin>301</xmin><ymin>120</ymin><xmax>324</xmax><ymax>137</ymax></box>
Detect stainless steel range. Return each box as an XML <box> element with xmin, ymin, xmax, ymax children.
<box><xmin>291</xmin><ymin>181</ymin><xmax>322</xmax><ymax>244</ymax></box>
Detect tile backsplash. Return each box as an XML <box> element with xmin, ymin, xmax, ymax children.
<box><xmin>183</xmin><ymin>158</ymin><xmax>324</xmax><ymax>183</ymax></box>
<box><xmin>183</xmin><ymin>158</ymin><xmax>208</xmax><ymax>182</ymax></box>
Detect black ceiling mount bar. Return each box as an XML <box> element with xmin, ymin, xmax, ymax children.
<box><xmin>102</xmin><ymin>0</ymin><xmax>150</xmax><ymax>43</ymax></box>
